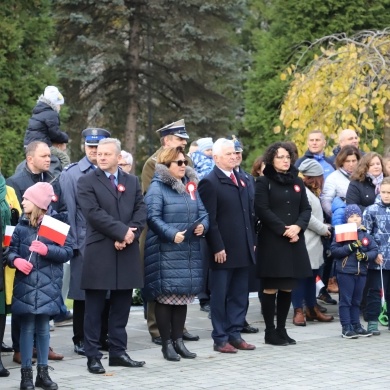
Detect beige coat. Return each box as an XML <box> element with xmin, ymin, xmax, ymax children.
<box><xmin>305</xmin><ymin>188</ymin><xmax>329</xmax><ymax>270</ymax></box>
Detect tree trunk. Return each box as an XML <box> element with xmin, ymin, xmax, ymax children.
<box><xmin>124</xmin><ymin>1</ymin><xmax>143</xmax><ymax>173</ymax></box>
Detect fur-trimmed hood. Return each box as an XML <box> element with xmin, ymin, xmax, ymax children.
<box><xmin>153</xmin><ymin>163</ymin><xmax>198</xmax><ymax>194</ymax></box>
<box><xmin>37</xmin><ymin>95</ymin><xmax>60</xmax><ymax>112</ymax></box>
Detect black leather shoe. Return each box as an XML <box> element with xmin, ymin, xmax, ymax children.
<box><xmin>200</xmin><ymin>303</ymin><xmax>210</xmax><ymax>312</ymax></box>
<box><xmin>109</xmin><ymin>353</ymin><xmax>145</xmax><ymax>368</ymax></box>
<box><xmin>183</xmin><ymin>332</ymin><xmax>199</xmax><ymax>341</ymax></box>
<box><xmin>152</xmin><ymin>336</ymin><xmax>163</xmax><ymax>345</ymax></box>
<box><xmin>74</xmin><ymin>341</ymin><xmax>85</xmax><ymax>356</ymax></box>
<box><xmin>1</xmin><ymin>342</ymin><xmax>13</xmax><ymax>353</ymax></box>
<box><xmin>87</xmin><ymin>357</ymin><xmax>105</xmax><ymax>374</ymax></box>
<box><xmin>242</xmin><ymin>324</ymin><xmax>259</xmax><ymax>334</ymax></box>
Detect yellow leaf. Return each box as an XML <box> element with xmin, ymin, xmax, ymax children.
<box><xmin>273</xmin><ymin>126</ymin><xmax>281</xmax><ymax>134</ymax></box>
<box><xmin>280</xmin><ymin>73</ymin><xmax>287</xmax><ymax>81</ymax></box>
<box><xmin>372</xmin><ymin>139</ymin><xmax>379</xmax><ymax>148</ymax></box>
<box><xmin>363</xmin><ymin>143</ymin><xmax>370</xmax><ymax>153</ymax></box>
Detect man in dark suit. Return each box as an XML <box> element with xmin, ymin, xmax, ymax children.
<box><xmin>77</xmin><ymin>138</ymin><xmax>147</xmax><ymax>374</ymax></box>
<box><xmin>198</xmin><ymin>138</ymin><xmax>256</xmax><ymax>353</ymax></box>
<box><xmin>59</xmin><ymin>128</ymin><xmax>111</xmax><ymax>356</ymax></box>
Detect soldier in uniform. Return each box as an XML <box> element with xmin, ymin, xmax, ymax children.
<box><xmin>59</xmin><ymin>128</ymin><xmax>111</xmax><ymax>355</ymax></box>
<box><xmin>141</xmin><ymin>119</ymin><xmax>199</xmax><ymax>345</ymax></box>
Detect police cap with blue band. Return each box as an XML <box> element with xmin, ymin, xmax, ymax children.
<box><xmin>82</xmin><ymin>128</ymin><xmax>111</xmax><ymax>145</ymax></box>
<box><xmin>156</xmin><ymin>119</ymin><xmax>189</xmax><ymax>139</ymax></box>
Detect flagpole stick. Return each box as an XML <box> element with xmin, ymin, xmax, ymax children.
<box><xmin>27</xmin><ymin>234</ymin><xmax>39</xmax><ymax>263</ymax></box>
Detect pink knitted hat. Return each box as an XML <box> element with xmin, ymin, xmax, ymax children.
<box><xmin>23</xmin><ymin>183</ymin><xmax>54</xmax><ymax>210</ymax></box>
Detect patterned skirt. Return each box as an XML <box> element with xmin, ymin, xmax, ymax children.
<box><xmin>156</xmin><ymin>294</ymin><xmax>195</xmax><ymax>305</ymax></box>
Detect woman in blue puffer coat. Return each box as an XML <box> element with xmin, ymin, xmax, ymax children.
<box><xmin>7</xmin><ymin>182</ymin><xmax>72</xmax><ymax>390</ymax></box>
<box><xmin>144</xmin><ymin>146</ymin><xmax>208</xmax><ymax>362</ymax></box>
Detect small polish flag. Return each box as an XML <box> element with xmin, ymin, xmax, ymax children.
<box><xmin>38</xmin><ymin>215</ymin><xmax>70</xmax><ymax>246</ymax></box>
<box><xmin>3</xmin><ymin>226</ymin><xmax>15</xmax><ymax>247</ymax></box>
<box><xmin>335</xmin><ymin>223</ymin><xmax>358</xmax><ymax>242</ymax></box>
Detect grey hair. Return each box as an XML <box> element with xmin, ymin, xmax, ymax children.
<box><xmin>98</xmin><ymin>137</ymin><xmax>121</xmax><ymax>154</ymax></box>
<box><xmin>121</xmin><ymin>150</ymin><xmax>133</xmax><ymax>165</ymax></box>
<box><xmin>212</xmin><ymin>138</ymin><xmax>235</xmax><ymax>156</ymax></box>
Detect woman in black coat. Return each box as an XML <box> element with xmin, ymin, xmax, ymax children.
<box><xmin>255</xmin><ymin>142</ymin><xmax>312</xmax><ymax>346</ymax></box>
<box><xmin>346</xmin><ymin>152</ymin><xmax>386</xmax><ymax>212</ymax></box>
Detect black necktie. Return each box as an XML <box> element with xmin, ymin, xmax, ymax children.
<box><xmin>109</xmin><ymin>174</ymin><xmax>117</xmax><ymax>190</ymax></box>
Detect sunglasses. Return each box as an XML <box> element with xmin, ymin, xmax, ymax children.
<box><xmin>171</xmin><ymin>160</ymin><xmax>189</xmax><ymax>167</ymax></box>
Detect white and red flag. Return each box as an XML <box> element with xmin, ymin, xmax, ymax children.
<box><xmin>335</xmin><ymin>223</ymin><xmax>358</xmax><ymax>242</ymax></box>
<box><xmin>3</xmin><ymin>225</ymin><xmax>15</xmax><ymax>247</ymax></box>
<box><xmin>38</xmin><ymin>215</ymin><xmax>70</xmax><ymax>246</ymax></box>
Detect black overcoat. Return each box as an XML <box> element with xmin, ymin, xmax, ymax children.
<box><xmin>255</xmin><ymin>165</ymin><xmax>312</xmax><ymax>279</ymax></box>
<box><xmin>198</xmin><ymin>166</ymin><xmax>255</xmax><ymax>270</ymax></box>
<box><xmin>77</xmin><ymin>168</ymin><xmax>146</xmax><ymax>290</ymax></box>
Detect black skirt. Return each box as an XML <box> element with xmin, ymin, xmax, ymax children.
<box><xmin>262</xmin><ymin>277</ymin><xmax>297</xmax><ymax>290</ymax></box>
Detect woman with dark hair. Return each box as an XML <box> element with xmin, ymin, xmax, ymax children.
<box><xmin>292</xmin><ymin>159</ymin><xmax>334</xmax><ymax>326</ymax></box>
<box><xmin>251</xmin><ymin>156</ymin><xmax>265</xmax><ymax>178</ymax></box>
<box><xmin>346</xmin><ymin>152</ymin><xmax>386</xmax><ymax>212</ymax></box>
<box><xmin>321</xmin><ymin>145</ymin><xmax>361</xmax><ymax>219</ymax></box>
<box><xmin>255</xmin><ymin>141</ymin><xmax>312</xmax><ymax>345</ymax></box>
<box><xmin>144</xmin><ymin>147</ymin><xmax>209</xmax><ymax>361</ymax></box>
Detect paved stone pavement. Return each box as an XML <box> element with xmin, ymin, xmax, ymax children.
<box><xmin>1</xmin><ymin>295</ymin><xmax>389</xmax><ymax>389</ymax></box>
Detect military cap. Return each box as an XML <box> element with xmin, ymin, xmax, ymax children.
<box><xmin>156</xmin><ymin>119</ymin><xmax>189</xmax><ymax>139</ymax></box>
<box><xmin>228</xmin><ymin>135</ymin><xmax>243</xmax><ymax>152</ymax></box>
<box><xmin>82</xmin><ymin>128</ymin><xmax>111</xmax><ymax>145</ymax></box>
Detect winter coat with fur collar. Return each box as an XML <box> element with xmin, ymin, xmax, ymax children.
<box><xmin>144</xmin><ymin>164</ymin><xmax>209</xmax><ymax>301</ymax></box>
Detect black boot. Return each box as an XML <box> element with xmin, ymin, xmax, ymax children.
<box><xmin>173</xmin><ymin>338</ymin><xmax>196</xmax><ymax>359</ymax></box>
<box><xmin>35</xmin><ymin>365</ymin><xmax>58</xmax><ymax>390</ymax></box>
<box><xmin>0</xmin><ymin>356</ymin><xmax>9</xmax><ymax>377</ymax></box>
<box><xmin>20</xmin><ymin>367</ymin><xmax>35</xmax><ymax>390</ymax></box>
<box><xmin>264</xmin><ymin>329</ymin><xmax>288</xmax><ymax>346</ymax></box>
<box><xmin>161</xmin><ymin>340</ymin><xmax>180</xmax><ymax>361</ymax></box>
<box><xmin>0</xmin><ymin>315</ymin><xmax>9</xmax><ymax>377</ymax></box>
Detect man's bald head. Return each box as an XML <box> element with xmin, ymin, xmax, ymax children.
<box><xmin>339</xmin><ymin>129</ymin><xmax>359</xmax><ymax>148</ymax></box>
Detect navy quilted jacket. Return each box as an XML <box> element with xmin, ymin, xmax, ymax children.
<box><xmin>144</xmin><ymin>165</ymin><xmax>209</xmax><ymax>301</ymax></box>
<box><xmin>7</xmin><ymin>213</ymin><xmax>73</xmax><ymax>316</ymax></box>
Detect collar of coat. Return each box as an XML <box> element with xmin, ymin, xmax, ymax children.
<box><xmin>263</xmin><ymin>164</ymin><xmax>298</xmax><ymax>185</ymax></box>
<box><xmin>154</xmin><ymin>164</ymin><xmax>198</xmax><ymax>194</ymax></box>
<box><xmin>37</xmin><ymin>95</ymin><xmax>60</xmax><ymax>112</ymax></box>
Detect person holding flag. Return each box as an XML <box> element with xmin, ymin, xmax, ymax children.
<box><xmin>331</xmin><ymin>204</ymin><xmax>378</xmax><ymax>339</ymax></box>
<box><xmin>0</xmin><ymin>173</ymin><xmax>22</xmax><ymax>378</ymax></box>
<box><xmin>6</xmin><ymin>182</ymin><xmax>72</xmax><ymax>390</ymax></box>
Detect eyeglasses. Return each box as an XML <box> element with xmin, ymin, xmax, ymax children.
<box><xmin>171</xmin><ymin>160</ymin><xmax>189</xmax><ymax>167</ymax></box>
<box><xmin>275</xmin><ymin>155</ymin><xmax>291</xmax><ymax>160</ymax></box>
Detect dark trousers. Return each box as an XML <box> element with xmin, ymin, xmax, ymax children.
<box><xmin>366</xmin><ymin>269</ymin><xmax>390</xmax><ymax>321</ymax></box>
<box><xmin>210</xmin><ymin>267</ymin><xmax>249</xmax><ymax>344</ymax></box>
<box><xmin>292</xmin><ymin>269</ymin><xmax>318</xmax><ymax>309</ymax></box>
<box><xmin>73</xmin><ymin>299</ymin><xmax>110</xmax><ymax>345</ymax></box>
<box><xmin>338</xmin><ymin>273</ymin><xmax>366</xmax><ymax>326</ymax></box>
<box><xmin>84</xmin><ymin>289</ymin><xmax>132</xmax><ymax>359</ymax></box>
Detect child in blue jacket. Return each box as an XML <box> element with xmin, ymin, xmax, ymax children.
<box><xmin>363</xmin><ymin>177</ymin><xmax>390</xmax><ymax>335</ymax></box>
<box><xmin>331</xmin><ymin>204</ymin><xmax>378</xmax><ymax>339</ymax></box>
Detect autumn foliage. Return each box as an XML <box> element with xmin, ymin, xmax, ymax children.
<box><xmin>279</xmin><ymin>31</ymin><xmax>390</xmax><ymax>156</ymax></box>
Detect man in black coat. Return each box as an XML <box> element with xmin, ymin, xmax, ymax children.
<box><xmin>59</xmin><ymin>127</ymin><xmax>111</xmax><ymax>356</ymax></box>
<box><xmin>77</xmin><ymin>138</ymin><xmax>147</xmax><ymax>374</ymax></box>
<box><xmin>198</xmin><ymin>138</ymin><xmax>256</xmax><ymax>353</ymax></box>
<box><xmin>7</xmin><ymin>141</ymin><xmax>65</xmax><ymax>212</ymax></box>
